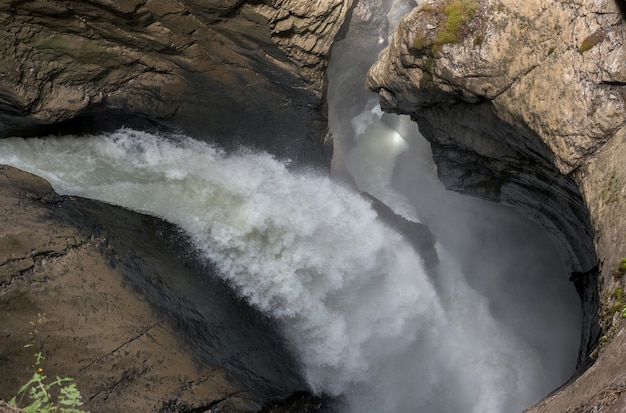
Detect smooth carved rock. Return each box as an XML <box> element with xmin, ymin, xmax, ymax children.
<box><xmin>367</xmin><ymin>0</ymin><xmax>626</xmax><ymax>411</ymax></box>
<box><xmin>0</xmin><ymin>0</ymin><xmax>353</xmax><ymax>167</ymax></box>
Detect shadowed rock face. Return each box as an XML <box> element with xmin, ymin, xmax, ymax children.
<box><xmin>0</xmin><ymin>0</ymin><xmax>354</xmax><ymax>167</ymax></box>
<box><xmin>0</xmin><ymin>165</ymin><xmax>312</xmax><ymax>412</ymax></box>
<box><xmin>367</xmin><ymin>0</ymin><xmax>626</xmax><ymax>410</ymax></box>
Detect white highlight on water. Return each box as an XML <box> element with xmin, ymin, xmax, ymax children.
<box><xmin>0</xmin><ymin>130</ymin><xmax>543</xmax><ymax>412</ymax></box>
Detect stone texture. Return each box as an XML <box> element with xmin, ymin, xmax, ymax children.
<box><xmin>524</xmin><ymin>323</ymin><xmax>626</xmax><ymax>413</ymax></box>
<box><xmin>367</xmin><ymin>0</ymin><xmax>626</xmax><ymax>410</ymax></box>
<box><xmin>0</xmin><ymin>0</ymin><xmax>354</xmax><ymax>167</ymax></box>
<box><xmin>368</xmin><ymin>0</ymin><xmax>625</xmax><ymax>171</ymax></box>
<box><xmin>0</xmin><ymin>401</ymin><xmax>21</xmax><ymax>413</ymax></box>
<box><xmin>0</xmin><ymin>3</ymin><xmax>374</xmax><ymax>410</ymax></box>
<box><xmin>0</xmin><ymin>165</ymin><xmax>308</xmax><ymax>412</ymax></box>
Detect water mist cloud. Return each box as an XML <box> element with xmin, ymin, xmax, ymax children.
<box><xmin>326</xmin><ymin>0</ymin><xmax>582</xmax><ymax>411</ymax></box>
<box><xmin>0</xmin><ymin>128</ymin><xmax>580</xmax><ymax>412</ymax></box>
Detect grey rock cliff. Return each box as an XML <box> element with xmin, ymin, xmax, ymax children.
<box><xmin>367</xmin><ymin>0</ymin><xmax>626</xmax><ymax>410</ymax></box>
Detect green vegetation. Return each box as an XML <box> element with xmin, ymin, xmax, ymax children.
<box><xmin>419</xmin><ymin>56</ymin><xmax>436</xmax><ymax>88</ymax></box>
<box><xmin>601</xmin><ymin>174</ymin><xmax>621</xmax><ymax>204</ymax></box>
<box><xmin>609</xmin><ymin>287</ymin><xmax>625</xmax><ymax>314</ymax></box>
<box><xmin>9</xmin><ymin>352</ymin><xmax>89</xmax><ymax>413</ymax></box>
<box><xmin>435</xmin><ymin>0</ymin><xmax>479</xmax><ymax>46</ymax></box>
<box><xmin>413</xmin><ymin>29</ymin><xmax>431</xmax><ymax>52</ymax></box>
<box><xmin>595</xmin><ymin>284</ymin><xmax>626</xmax><ymax>356</ymax></box>
<box><xmin>616</xmin><ymin>257</ymin><xmax>626</xmax><ymax>277</ymax></box>
<box><xmin>412</xmin><ymin>0</ymin><xmax>480</xmax><ymax>55</ymax></box>
<box><xmin>578</xmin><ymin>30</ymin><xmax>605</xmax><ymax>53</ymax></box>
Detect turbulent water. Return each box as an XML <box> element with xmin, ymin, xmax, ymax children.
<box><xmin>0</xmin><ymin>3</ymin><xmax>579</xmax><ymax>411</ymax></box>
<box><xmin>0</xmin><ymin>130</ymin><xmax>563</xmax><ymax>412</ymax></box>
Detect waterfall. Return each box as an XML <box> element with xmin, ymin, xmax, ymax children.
<box><xmin>326</xmin><ymin>0</ymin><xmax>580</xmax><ymax>411</ymax></box>
<box><xmin>0</xmin><ymin>126</ymin><xmax>577</xmax><ymax>412</ymax></box>
<box><xmin>0</xmin><ymin>1</ymin><xmax>580</xmax><ymax>412</ymax></box>
<box><xmin>0</xmin><ymin>131</ymin><xmax>444</xmax><ymax>410</ymax></box>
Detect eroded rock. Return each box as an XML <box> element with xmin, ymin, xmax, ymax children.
<box><xmin>367</xmin><ymin>0</ymin><xmax>626</xmax><ymax>410</ymax></box>
<box><xmin>0</xmin><ymin>0</ymin><xmax>354</xmax><ymax>167</ymax></box>
<box><xmin>368</xmin><ymin>0</ymin><xmax>625</xmax><ymax>172</ymax></box>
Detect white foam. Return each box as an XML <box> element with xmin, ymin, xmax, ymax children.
<box><xmin>0</xmin><ymin>130</ymin><xmax>450</xmax><ymax>403</ymax></box>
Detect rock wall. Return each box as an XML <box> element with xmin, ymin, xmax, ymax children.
<box><xmin>367</xmin><ymin>0</ymin><xmax>626</xmax><ymax>410</ymax></box>
<box><xmin>0</xmin><ymin>0</ymin><xmax>354</xmax><ymax>166</ymax></box>
<box><xmin>0</xmin><ymin>2</ymin><xmax>358</xmax><ymax>411</ymax></box>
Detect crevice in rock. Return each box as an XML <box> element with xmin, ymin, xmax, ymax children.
<box><xmin>570</xmin><ymin>266</ymin><xmax>603</xmax><ymax>371</ymax></box>
<box><xmin>159</xmin><ymin>391</ymin><xmax>247</xmax><ymax>413</ymax></box>
<box><xmin>1</xmin><ymin>108</ymin><xmax>172</xmax><ymax>139</ymax></box>
<box><xmin>77</xmin><ymin>322</ymin><xmax>160</xmax><ymax>377</ymax></box>
<box><xmin>87</xmin><ymin>367</ymin><xmax>148</xmax><ymax>403</ymax></box>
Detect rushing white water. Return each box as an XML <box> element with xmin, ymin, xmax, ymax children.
<box><xmin>0</xmin><ymin>130</ymin><xmax>439</xmax><ymax>406</ymax></box>
<box><xmin>0</xmin><ymin>130</ymin><xmax>551</xmax><ymax>412</ymax></box>
<box><xmin>0</xmin><ymin>2</ymin><xmax>580</xmax><ymax>411</ymax></box>
<box><xmin>326</xmin><ymin>0</ymin><xmax>580</xmax><ymax>411</ymax></box>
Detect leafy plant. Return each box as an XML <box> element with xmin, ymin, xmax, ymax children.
<box><xmin>578</xmin><ymin>30</ymin><xmax>605</xmax><ymax>53</ymax></box>
<box><xmin>9</xmin><ymin>353</ymin><xmax>89</xmax><ymax>413</ymax></box>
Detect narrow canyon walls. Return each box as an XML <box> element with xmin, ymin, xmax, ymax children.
<box><xmin>367</xmin><ymin>0</ymin><xmax>626</xmax><ymax>410</ymax></box>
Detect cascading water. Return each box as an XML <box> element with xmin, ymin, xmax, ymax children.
<box><xmin>0</xmin><ymin>1</ymin><xmax>581</xmax><ymax>412</ymax></box>
<box><xmin>327</xmin><ymin>0</ymin><xmax>580</xmax><ymax>411</ymax></box>
<box><xmin>0</xmin><ymin>131</ymin><xmax>472</xmax><ymax>411</ymax></box>
<box><xmin>0</xmin><ymin>125</ymin><xmax>576</xmax><ymax>413</ymax></box>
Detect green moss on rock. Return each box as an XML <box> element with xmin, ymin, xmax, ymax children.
<box><xmin>434</xmin><ymin>0</ymin><xmax>479</xmax><ymax>46</ymax></box>
<box><xmin>412</xmin><ymin>0</ymin><xmax>480</xmax><ymax>55</ymax></box>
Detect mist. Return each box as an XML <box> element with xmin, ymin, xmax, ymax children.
<box><xmin>327</xmin><ymin>0</ymin><xmax>581</xmax><ymax>411</ymax></box>
<box><xmin>0</xmin><ymin>130</ymin><xmax>535</xmax><ymax>412</ymax></box>
<box><xmin>0</xmin><ymin>1</ymin><xmax>583</xmax><ymax>412</ymax></box>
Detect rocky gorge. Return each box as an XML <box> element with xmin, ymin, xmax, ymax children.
<box><xmin>0</xmin><ymin>0</ymin><xmax>625</xmax><ymax>412</ymax></box>
<box><xmin>0</xmin><ymin>0</ymin><xmax>353</xmax><ymax>411</ymax></box>
<box><xmin>367</xmin><ymin>0</ymin><xmax>626</xmax><ymax>410</ymax></box>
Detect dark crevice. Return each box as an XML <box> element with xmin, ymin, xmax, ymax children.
<box><xmin>182</xmin><ymin>397</ymin><xmax>228</xmax><ymax>413</ymax></box>
<box><xmin>1</xmin><ymin>108</ymin><xmax>173</xmax><ymax>139</ymax></box>
<box><xmin>570</xmin><ymin>266</ymin><xmax>603</xmax><ymax>372</ymax></box>
<box><xmin>600</xmin><ymin>80</ymin><xmax>626</xmax><ymax>86</ymax></box>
